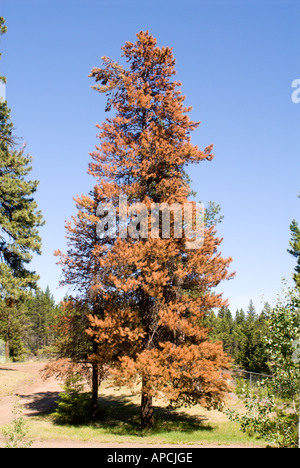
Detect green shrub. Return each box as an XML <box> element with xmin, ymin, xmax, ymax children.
<box><xmin>54</xmin><ymin>374</ymin><xmax>91</xmax><ymax>425</ymax></box>
<box><xmin>225</xmin><ymin>382</ymin><xmax>299</xmax><ymax>448</ymax></box>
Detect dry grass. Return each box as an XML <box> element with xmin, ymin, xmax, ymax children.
<box><xmin>0</xmin><ymin>364</ymin><xmax>266</xmax><ymax>447</ymax></box>
<box><xmin>28</xmin><ymin>380</ymin><xmax>265</xmax><ymax>447</ymax></box>
<box><xmin>0</xmin><ymin>365</ymin><xmax>33</xmax><ymax>398</ymax></box>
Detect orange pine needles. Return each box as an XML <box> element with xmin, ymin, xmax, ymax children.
<box><xmin>55</xmin><ymin>31</ymin><xmax>234</xmax><ymax>427</ymax></box>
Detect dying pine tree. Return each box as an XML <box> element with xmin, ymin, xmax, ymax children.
<box><xmin>54</xmin><ymin>31</ymin><xmax>234</xmax><ymax>427</ymax></box>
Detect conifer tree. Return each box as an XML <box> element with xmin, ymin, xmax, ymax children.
<box><xmin>0</xmin><ymin>16</ymin><xmax>12</xmax><ymax>146</ymax></box>
<box><xmin>25</xmin><ymin>287</ymin><xmax>58</xmax><ymax>355</ymax></box>
<box><xmin>56</xmin><ymin>31</ymin><xmax>234</xmax><ymax>427</ymax></box>
<box><xmin>0</xmin><ymin>17</ymin><xmax>44</xmax><ymax>359</ymax></box>
<box><xmin>236</xmin><ymin>300</ymin><xmax>270</xmax><ymax>373</ymax></box>
<box><xmin>288</xmin><ymin>194</ymin><xmax>300</xmax><ymax>289</ymax></box>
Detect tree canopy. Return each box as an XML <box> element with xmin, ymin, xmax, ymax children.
<box><xmin>53</xmin><ymin>31</ymin><xmax>234</xmax><ymax>427</ymax></box>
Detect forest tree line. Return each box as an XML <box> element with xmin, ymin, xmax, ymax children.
<box><xmin>0</xmin><ymin>287</ymin><xmax>59</xmax><ymax>361</ymax></box>
<box><xmin>0</xmin><ymin>291</ymin><xmax>272</xmax><ymax>377</ymax></box>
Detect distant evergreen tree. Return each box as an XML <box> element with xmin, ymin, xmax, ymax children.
<box><xmin>210</xmin><ymin>308</ymin><xmax>235</xmax><ymax>357</ymax></box>
<box><xmin>260</xmin><ymin>301</ymin><xmax>271</xmax><ymax>319</ymax></box>
<box><xmin>232</xmin><ymin>309</ymin><xmax>247</xmax><ymax>365</ymax></box>
<box><xmin>25</xmin><ymin>287</ymin><xmax>58</xmax><ymax>356</ymax></box>
<box><xmin>236</xmin><ymin>300</ymin><xmax>269</xmax><ymax>373</ymax></box>
<box><xmin>208</xmin><ymin>302</ymin><xmax>270</xmax><ymax>374</ymax></box>
<box><xmin>246</xmin><ymin>299</ymin><xmax>257</xmax><ymax>321</ymax></box>
<box><xmin>0</xmin><ymin>299</ymin><xmax>28</xmax><ymax>360</ymax></box>
<box><xmin>0</xmin><ymin>287</ymin><xmax>58</xmax><ymax>360</ymax></box>
<box><xmin>235</xmin><ymin>308</ymin><xmax>246</xmax><ymax>325</ymax></box>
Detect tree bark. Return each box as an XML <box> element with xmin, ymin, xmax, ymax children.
<box><xmin>90</xmin><ymin>273</ymin><xmax>100</xmax><ymax>422</ymax></box>
<box><xmin>141</xmin><ymin>378</ymin><xmax>154</xmax><ymax>429</ymax></box>
<box><xmin>5</xmin><ymin>313</ymin><xmax>10</xmax><ymax>362</ymax></box>
<box><xmin>91</xmin><ymin>360</ymin><xmax>99</xmax><ymax>421</ymax></box>
<box><xmin>5</xmin><ymin>338</ymin><xmax>9</xmax><ymax>362</ymax></box>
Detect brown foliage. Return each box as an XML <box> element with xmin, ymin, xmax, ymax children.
<box><xmin>54</xmin><ymin>31</ymin><xmax>234</xmax><ymax>427</ymax></box>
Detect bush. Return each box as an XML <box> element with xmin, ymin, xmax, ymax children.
<box><xmin>54</xmin><ymin>374</ymin><xmax>91</xmax><ymax>425</ymax></box>
<box><xmin>226</xmin><ymin>381</ymin><xmax>299</xmax><ymax>448</ymax></box>
<box><xmin>226</xmin><ymin>287</ymin><xmax>300</xmax><ymax>448</ymax></box>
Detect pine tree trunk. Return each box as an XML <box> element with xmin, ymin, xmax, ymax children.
<box><xmin>91</xmin><ymin>360</ymin><xmax>99</xmax><ymax>421</ymax></box>
<box><xmin>90</xmin><ymin>280</ymin><xmax>100</xmax><ymax>422</ymax></box>
<box><xmin>5</xmin><ymin>312</ymin><xmax>10</xmax><ymax>362</ymax></box>
<box><xmin>5</xmin><ymin>338</ymin><xmax>9</xmax><ymax>362</ymax></box>
<box><xmin>141</xmin><ymin>378</ymin><xmax>154</xmax><ymax>429</ymax></box>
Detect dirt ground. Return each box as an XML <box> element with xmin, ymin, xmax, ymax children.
<box><xmin>0</xmin><ymin>362</ymin><xmax>60</xmax><ymax>422</ymax></box>
<box><xmin>0</xmin><ymin>362</ymin><xmax>255</xmax><ymax>449</ymax></box>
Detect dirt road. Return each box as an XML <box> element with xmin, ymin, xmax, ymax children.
<box><xmin>0</xmin><ymin>362</ymin><xmax>61</xmax><ymax>426</ymax></box>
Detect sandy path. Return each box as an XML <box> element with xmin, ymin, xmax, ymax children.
<box><xmin>0</xmin><ymin>362</ymin><xmax>62</xmax><ymax>426</ymax></box>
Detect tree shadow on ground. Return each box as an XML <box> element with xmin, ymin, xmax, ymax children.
<box><xmin>0</xmin><ymin>367</ymin><xmax>18</xmax><ymax>372</ymax></box>
<box><xmin>17</xmin><ymin>391</ymin><xmax>60</xmax><ymax>417</ymax></box>
<box><xmin>29</xmin><ymin>390</ymin><xmax>214</xmax><ymax>436</ymax></box>
<box><xmin>92</xmin><ymin>394</ymin><xmax>213</xmax><ymax>436</ymax></box>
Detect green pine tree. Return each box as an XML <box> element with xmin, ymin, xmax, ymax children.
<box><xmin>25</xmin><ymin>287</ymin><xmax>58</xmax><ymax>356</ymax></box>
<box><xmin>0</xmin><ymin>16</ymin><xmax>13</xmax><ymax>146</ymax></box>
<box><xmin>235</xmin><ymin>308</ymin><xmax>246</xmax><ymax>325</ymax></box>
<box><xmin>246</xmin><ymin>299</ymin><xmax>257</xmax><ymax>321</ymax></box>
<box><xmin>288</xmin><ymin>195</ymin><xmax>300</xmax><ymax>289</ymax></box>
<box><xmin>0</xmin><ymin>17</ymin><xmax>44</xmax><ymax>360</ymax></box>
<box><xmin>236</xmin><ymin>300</ymin><xmax>269</xmax><ymax>373</ymax></box>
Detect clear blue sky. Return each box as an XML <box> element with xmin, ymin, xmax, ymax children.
<box><xmin>1</xmin><ymin>0</ymin><xmax>299</xmax><ymax>313</ymax></box>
